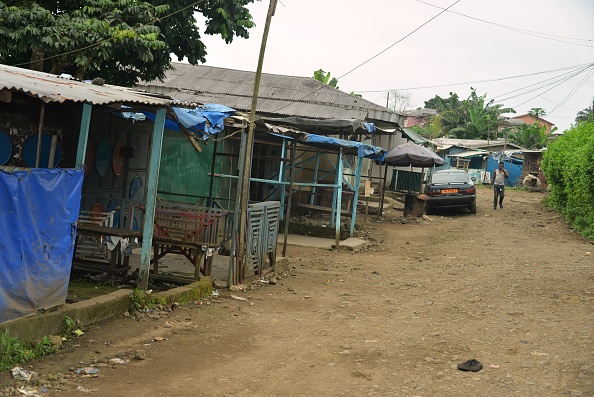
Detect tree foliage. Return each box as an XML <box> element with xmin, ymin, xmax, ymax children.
<box><xmin>313</xmin><ymin>69</ymin><xmax>339</xmax><ymax>89</ymax></box>
<box><xmin>0</xmin><ymin>0</ymin><xmax>255</xmax><ymax>86</ymax></box>
<box><xmin>528</xmin><ymin>107</ymin><xmax>547</xmax><ymax>119</ymax></box>
<box><xmin>541</xmin><ymin>120</ymin><xmax>594</xmax><ymax>240</ymax></box>
<box><xmin>409</xmin><ymin>115</ymin><xmax>442</xmax><ymax>139</ymax></box>
<box><xmin>506</xmin><ymin>123</ymin><xmax>547</xmax><ymax>149</ymax></box>
<box><xmin>576</xmin><ymin>104</ymin><xmax>594</xmax><ymax>124</ymax></box>
<box><xmin>424</xmin><ymin>89</ymin><xmax>515</xmax><ymax>139</ymax></box>
<box><xmin>424</xmin><ymin>92</ymin><xmax>466</xmax><ymax>136</ymax></box>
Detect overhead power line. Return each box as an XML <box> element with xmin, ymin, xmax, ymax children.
<box><xmin>336</xmin><ymin>0</ymin><xmax>461</xmax><ymax>81</ymax></box>
<box><xmin>492</xmin><ymin>64</ymin><xmax>594</xmax><ymax>103</ymax></box>
<box><xmin>352</xmin><ymin>62</ymin><xmax>594</xmax><ymax>92</ymax></box>
<box><xmin>548</xmin><ymin>68</ymin><xmax>594</xmax><ymax>115</ymax></box>
<box><xmin>416</xmin><ymin>0</ymin><xmax>594</xmax><ymax>48</ymax></box>
<box><xmin>504</xmin><ymin>64</ymin><xmax>594</xmax><ymax>110</ymax></box>
<box><xmin>270</xmin><ymin>0</ymin><xmax>461</xmax><ymax>114</ymax></box>
<box><xmin>495</xmin><ymin>81</ymin><xmax>578</xmax><ymax>113</ymax></box>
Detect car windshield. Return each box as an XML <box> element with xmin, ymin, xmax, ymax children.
<box><xmin>430</xmin><ymin>172</ymin><xmax>469</xmax><ymax>183</ymax></box>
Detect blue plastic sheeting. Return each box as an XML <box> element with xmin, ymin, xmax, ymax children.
<box><xmin>0</xmin><ymin>168</ymin><xmax>84</xmax><ymax>323</ymax></box>
<box><xmin>265</xmin><ymin>131</ymin><xmax>385</xmax><ymax>160</ymax></box>
<box><xmin>142</xmin><ymin>104</ymin><xmax>236</xmax><ymax>138</ymax></box>
<box><xmin>363</xmin><ymin>122</ymin><xmax>376</xmax><ymax>133</ymax></box>
<box><xmin>303</xmin><ymin>133</ymin><xmax>386</xmax><ymax>160</ymax></box>
<box><xmin>486</xmin><ymin>155</ymin><xmax>523</xmax><ymax>187</ymax></box>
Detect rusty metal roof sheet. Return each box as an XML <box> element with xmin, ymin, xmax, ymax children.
<box><xmin>140</xmin><ymin>63</ymin><xmax>402</xmax><ymax>124</ymax></box>
<box><xmin>0</xmin><ymin>64</ymin><xmax>174</xmax><ymax>106</ymax></box>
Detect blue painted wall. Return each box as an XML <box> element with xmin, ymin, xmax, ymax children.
<box><xmin>486</xmin><ymin>155</ymin><xmax>523</xmax><ymax>186</ymax></box>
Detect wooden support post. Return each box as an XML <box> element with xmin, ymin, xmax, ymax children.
<box><xmin>35</xmin><ymin>103</ymin><xmax>45</xmax><ymax>167</ymax></box>
<box><xmin>334</xmin><ymin>148</ymin><xmax>343</xmax><ymax>250</ymax></box>
<box><xmin>282</xmin><ymin>141</ymin><xmax>297</xmax><ymax>258</ymax></box>
<box><xmin>279</xmin><ymin>138</ymin><xmax>286</xmax><ymax>221</ymax></box>
<box><xmin>236</xmin><ymin>0</ymin><xmax>277</xmax><ymax>285</ymax></box>
<box><xmin>310</xmin><ymin>153</ymin><xmax>320</xmax><ymax>206</ymax></box>
<box><xmin>349</xmin><ymin>156</ymin><xmax>364</xmax><ymax>236</ymax></box>
<box><xmin>208</xmin><ymin>138</ymin><xmax>218</xmax><ymax>207</ymax></box>
<box><xmin>75</xmin><ymin>103</ymin><xmax>92</xmax><ymax>170</ymax></box>
<box><xmin>194</xmin><ymin>249</ymin><xmax>205</xmax><ymax>280</ymax></box>
<box><xmin>228</xmin><ymin>130</ymin><xmax>247</xmax><ymax>286</ymax></box>
<box><xmin>138</xmin><ymin>107</ymin><xmax>166</xmax><ymax>291</ymax></box>
<box><xmin>330</xmin><ymin>153</ymin><xmax>339</xmax><ymax>228</ymax></box>
<box><xmin>378</xmin><ymin>165</ymin><xmax>389</xmax><ymax>221</ymax></box>
<box><xmin>48</xmin><ymin>134</ymin><xmax>58</xmax><ymax>169</ymax></box>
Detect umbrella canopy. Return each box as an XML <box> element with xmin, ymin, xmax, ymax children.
<box><xmin>383</xmin><ymin>141</ymin><xmax>445</xmax><ymax>167</ymax></box>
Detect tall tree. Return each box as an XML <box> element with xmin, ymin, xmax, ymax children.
<box><xmin>449</xmin><ymin>89</ymin><xmax>515</xmax><ymax>140</ymax></box>
<box><xmin>0</xmin><ymin>0</ymin><xmax>256</xmax><ymax>86</ymax></box>
<box><xmin>507</xmin><ymin>123</ymin><xmax>548</xmax><ymax>149</ymax></box>
<box><xmin>424</xmin><ymin>89</ymin><xmax>515</xmax><ymax>139</ymax></box>
<box><xmin>528</xmin><ymin>107</ymin><xmax>547</xmax><ymax>119</ymax></box>
<box><xmin>425</xmin><ymin>92</ymin><xmax>466</xmax><ymax>136</ymax></box>
<box><xmin>575</xmin><ymin>104</ymin><xmax>594</xmax><ymax>124</ymax></box>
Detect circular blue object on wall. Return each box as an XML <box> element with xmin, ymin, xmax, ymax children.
<box><xmin>95</xmin><ymin>139</ymin><xmax>111</xmax><ymax>177</ymax></box>
<box><xmin>23</xmin><ymin>134</ymin><xmax>62</xmax><ymax>168</ymax></box>
<box><xmin>106</xmin><ymin>201</ymin><xmax>120</xmax><ymax>227</ymax></box>
<box><xmin>0</xmin><ymin>129</ymin><xmax>12</xmax><ymax>165</ymax></box>
<box><xmin>129</xmin><ymin>176</ymin><xmax>143</xmax><ymax>199</ymax></box>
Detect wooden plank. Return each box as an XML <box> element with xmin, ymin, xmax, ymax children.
<box><xmin>75</xmin><ymin>103</ymin><xmax>92</xmax><ymax>169</ymax></box>
<box><xmin>295</xmin><ymin>203</ymin><xmax>352</xmax><ymax>216</ymax></box>
<box><xmin>138</xmin><ymin>107</ymin><xmax>166</xmax><ymax>290</ymax></box>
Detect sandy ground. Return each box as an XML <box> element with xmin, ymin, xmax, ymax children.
<box><xmin>2</xmin><ymin>187</ymin><xmax>594</xmax><ymax>397</ymax></box>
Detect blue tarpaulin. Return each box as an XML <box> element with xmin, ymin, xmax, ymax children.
<box><xmin>265</xmin><ymin>130</ymin><xmax>386</xmax><ymax>160</ymax></box>
<box><xmin>303</xmin><ymin>134</ymin><xmax>386</xmax><ymax>160</ymax></box>
<box><xmin>142</xmin><ymin>104</ymin><xmax>236</xmax><ymax>138</ymax></box>
<box><xmin>0</xmin><ymin>168</ymin><xmax>84</xmax><ymax>323</ymax></box>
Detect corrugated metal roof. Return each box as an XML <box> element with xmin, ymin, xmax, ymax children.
<box><xmin>140</xmin><ymin>63</ymin><xmax>402</xmax><ymax>124</ymax></box>
<box><xmin>404</xmin><ymin>108</ymin><xmax>437</xmax><ymax>117</ymax></box>
<box><xmin>448</xmin><ymin>150</ymin><xmax>489</xmax><ymax>158</ymax></box>
<box><xmin>0</xmin><ymin>64</ymin><xmax>174</xmax><ymax>106</ymax></box>
<box><xmin>401</xmin><ymin>127</ymin><xmax>431</xmax><ymax>145</ymax></box>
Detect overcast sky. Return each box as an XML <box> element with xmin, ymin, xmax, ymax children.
<box><xmin>195</xmin><ymin>0</ymin><xmax>594</xmax><ymax>132</ymax></box>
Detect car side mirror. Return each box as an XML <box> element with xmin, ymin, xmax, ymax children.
<box><xmin>471</xmin><ymin>177</ymin><xmax>477</xmax><ymax>181</ymax></box>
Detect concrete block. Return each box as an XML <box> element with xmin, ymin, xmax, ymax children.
<box><xmin>274</xmin><ymin>257</ymin><xmax>290</xmax><ymax>273</ymax></box>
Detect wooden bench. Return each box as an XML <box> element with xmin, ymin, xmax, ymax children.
<box><xmin>73</xmin><ymin>218</ymin><xmax>140</xmax><ymax>283</ymax></box>
<box><xmin>146</xmin><ymin>201</ymin><xmax>233</xmax><ymax>283</ymax></box>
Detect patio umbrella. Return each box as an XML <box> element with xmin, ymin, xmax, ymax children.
<box><xmin>377</xmin><ymin>141</ymin><xmax>444</xmax><ymax>218</ymax></box>
<box><xmin>383</xmin><ymin>141</ymin><xmax>444</xmax><ymax>167</ymax></box>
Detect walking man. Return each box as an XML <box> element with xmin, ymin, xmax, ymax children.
<box><xmin>492</xmin><ymin>161</ymin><xmax>509</xmax><ymax>209</ymax></box>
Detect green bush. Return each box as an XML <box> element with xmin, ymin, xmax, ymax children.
<box><xmin>542</xmin><ymin>121</ymin><xmax>594</xmax><ymax>239</ymax></box>
<box><xmin>0</xmin><ymin>330</ymin><xmax>56</xmax><ymax>370</ymax></box>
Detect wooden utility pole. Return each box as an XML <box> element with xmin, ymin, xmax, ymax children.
<box><xmin>236</xmin><ymin>0</ymin><xmax>278</xmax><ymax>283</ymax></box>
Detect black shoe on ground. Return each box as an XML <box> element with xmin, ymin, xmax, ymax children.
<box><xmin>500</xmin><ymin>203</ymin><xmax>503</xmax><ymax>209</ymax></box>
<box><xmin>493</xmin><ymin>206</ymin><xmax>496</xmax><ymax>210</ymax></box>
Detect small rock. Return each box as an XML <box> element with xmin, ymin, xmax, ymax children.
<box><xmin>268</xmin><ymin>279</ymin><xmax>277</xmax><ymax>285</ymax></box>
<box><xmin>122</xmin><ymin>311</ymin><xmax>130</xmax><ymax>318</ymax></box>
<box><xmin>49</xmin><ymin>335</ymin><xmax>62</xmax><ymax>348</ymax></box>
<box><xmin>132</xmin><ymin>350</ymin><xmax>147</xmax><ymax>360</ymax></box>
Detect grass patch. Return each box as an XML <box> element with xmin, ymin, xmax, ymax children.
<box><xmin>67</xmin><ymin>278</ymin><xmax>120</xmax><ymax>302</ymax></box>
<box><xmin>0</xmin><ymin>330</ymin><xmax>56</xmax><ymax>371</ymax></box>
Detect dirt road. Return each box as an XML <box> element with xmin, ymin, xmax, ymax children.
<box><xmin>3</xmin><ymin>187</ymin><xmax>594</xmax><ymax>397</ymax></box>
